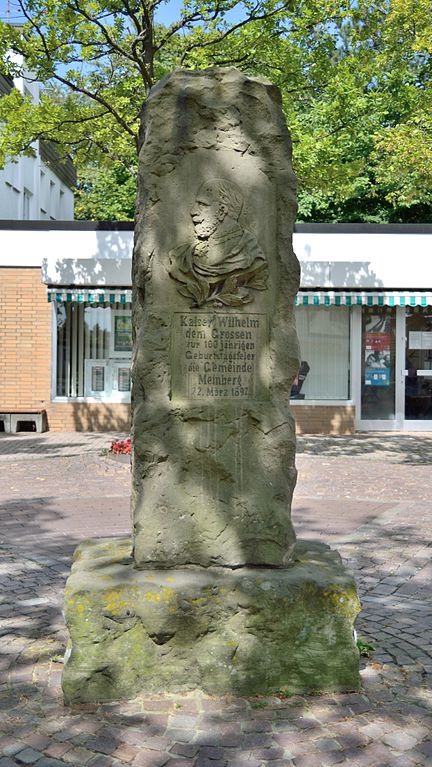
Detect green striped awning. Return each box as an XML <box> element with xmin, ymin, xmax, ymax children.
<box><xmin>48</xmin><ymin>288</ymin><xmax>432</xmax><ymax>308</ymax></box>
<box><xmin>295</xmin><ymin>291</ymin><xmax>432</xmax><ymax>307</ymax></box>
<box><xmin>47</xmin><ymin>288</ymin><xmax>132</xmax><ymax>304</ymax></box>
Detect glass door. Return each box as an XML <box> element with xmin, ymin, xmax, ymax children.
<box><xmin>404</xmin><ymin>307</ymin><xmax>432</xmax><ymax>429</ymax></box>
<box><xmin>359</xmin><ymin>306</ymin><xmax>400</xmax><ymax>430</ymax></box>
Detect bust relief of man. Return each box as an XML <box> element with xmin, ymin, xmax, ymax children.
<box><xmin>169</xmin><ymin>179</ymin><xmax>268</xmax><ymax>308</ymax></box>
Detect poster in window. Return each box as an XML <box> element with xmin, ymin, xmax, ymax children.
<box><xmin>364</xmin><ymin>315</ymin><xmax>391</xmax><ymax>387</ymax></box>
<box><xmin>91</xmin><ymin>366</ymin><xmax>105</xmax><ymax>392</ymax></box>
<box><xmin>409</xmin><ymin>331</ymin><xmax>432</xmax><ymax>350</ymax></box>
<box><xmin>118</xmin><ymin>367</ymin><xmax>131</xmax><ymax>392</ymax></box>
<box><xmin>114</xmin><ymin>315</ymin><xmax>132</xmax><ymax>352</ymax></box>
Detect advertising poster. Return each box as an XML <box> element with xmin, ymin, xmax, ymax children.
<box><xmin>364</xmin><ymin>315</ymin><xmax>391</xmax><ymax>387</ymax></box>
<box><xmin>114</xmin><ymin>315</ymin><xmax>132</xmax><ymax>352</ymax></box>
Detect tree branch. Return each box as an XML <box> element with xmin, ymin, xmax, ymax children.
<box><xmin>51</xmin><ymin>70</ymin><xmax>138</xmax><ymax>146</ymax></box>
<box><xmin>179</xmin><ymin>0</ymin><xmax>294</xmax><ymax>63</ymax></box>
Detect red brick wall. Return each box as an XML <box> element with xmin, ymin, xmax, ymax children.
<box><xmin>47</xmin><ymin>402</ymin><xmax>131</xmax><ymax>432</ymax></box>
<box><xmin>0</xmin><ymin>267</ymin><xmax>52</xmax><ymax>411</ymax></box>
<box><xmin>292</xmin><ymin>404</ymin><xmax>355</xmax><ymax>435</ymax></box>
<box><xmin>0</xmin><ymin>268</ymin><xmax>131</xmax><ymax>432</ymax></box>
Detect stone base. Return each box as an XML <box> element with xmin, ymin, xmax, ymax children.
<box><xmin>62</xmin><ymin>538</ymin><xmax>361</xmax><ymax>703</ymax></box>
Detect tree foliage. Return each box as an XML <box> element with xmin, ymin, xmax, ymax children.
<box><xmin>0</xmin><ymin>0</ymin><xmax>431</xmax><ymax>221</ymax></box>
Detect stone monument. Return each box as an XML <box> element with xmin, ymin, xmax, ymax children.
<box><xmin>62</xmin><ymin>68</ymin><xmax>360</xmax><ymax>703</ymax></box>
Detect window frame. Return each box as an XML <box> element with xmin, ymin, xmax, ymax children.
<box><xmin>51</xmin><ymin>299</ymin><xmax>132</xmax><ymax>403</ymax></box>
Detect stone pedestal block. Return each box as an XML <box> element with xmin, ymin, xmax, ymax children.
<box><xmin>62</xmin><ymin>538</ymin><xmax>361</xmax><ymax>703</ymax></box>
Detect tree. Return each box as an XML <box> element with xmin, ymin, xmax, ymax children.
<box><xmin>0</xmin><ymin>1</ymin><xmax>301</xmax><ymax>163</ymax></box>
<box><xmin>252</xmin><ymin>0</ymin><xmax>432</xmax><ymax>221</ymax></box>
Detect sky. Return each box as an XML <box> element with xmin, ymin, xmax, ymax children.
<box><xmin>0</xmin><ymin>0</ymin><xmax>238</xmax><ymax>27</ymax></box>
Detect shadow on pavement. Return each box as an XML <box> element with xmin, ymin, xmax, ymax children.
<box><xmin>0</xmin><ymin>511</ymin><xmax>431</xmax><ymax>766</ymax></box>
<box><xmin>0</xmin><ymin>445</ymin><xmax>431</xmax><ymax>765</ymax></box>
<box><xmin>0</xmin><ymin>433</ymin><xmax>119</xmax><ymax>459</ymax></box>
<box><xmin>297</xmin><ymin>434</ymin><xmax>432</xmax><ymax>465</ymax></box>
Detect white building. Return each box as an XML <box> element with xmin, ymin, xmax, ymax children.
<box><xmin>0</xmin><ymin>65</ymin><xmax>75</xmax><ymax>220</ymax></box>
<box><xmin>1</xmin><ymin>221</ymin><xmax>432</xmax><ymax>435</ymax></box>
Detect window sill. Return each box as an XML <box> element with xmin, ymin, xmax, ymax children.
<box><xmin>290</xmin><ymin>399</ymin><xmax>353</xmax><ymax>406</ymax></box>
<box><xmin>52</xmin><ymin>396</ymin><xmax>131</xmax><ymax>404</ymax></box>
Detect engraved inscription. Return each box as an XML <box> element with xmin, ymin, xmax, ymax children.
<box><xmin>172</xmin><ymin>312</ymin><xmax>268</xmax><ymax>401</ymax></box>
<box><xmin>169</xmin><ymin>179</ymin><xmax>268</xmax><ymax>308</ymax></box>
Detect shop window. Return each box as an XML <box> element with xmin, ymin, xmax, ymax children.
<box><xmin>292</xmin><ymin>306</ymin><xmax>350</xmax><ymax>400</ymax></box>
<box><xmin>55</xmin><ymin>303</ymin><xmax>132</xmax><ymax>401</ymax></box>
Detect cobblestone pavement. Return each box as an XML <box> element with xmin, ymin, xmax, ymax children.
<box><xmin>0</xmin><ymin>432</ymin><xmax>431</xmax><ymax>767</ymax></box>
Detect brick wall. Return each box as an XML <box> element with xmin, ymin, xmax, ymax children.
<box><xmin>0</xmin><ymin>267</ymin><xmax>52</xmax><ymax>411</ymax></box>
<box><xmin>292</xmin><ymin>404</ymin><xmax>355</xmax><ymax>435</ymax></box>
<box><xmin>0</xmin><ymin>268</ymin><xmax>131</xmax><ymax>432</ymax></box>
<box><xmin>47</xmin><ymin>402</ymin><xmax>131</xmax><ymax>432</ymax></box>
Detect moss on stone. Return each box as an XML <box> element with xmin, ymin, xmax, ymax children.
<box><xmin>63</xmin><ymin>537</ymin><xmax>361</xmax><ymax>703</ymax></box>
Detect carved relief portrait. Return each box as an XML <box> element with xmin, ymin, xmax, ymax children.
<box><xmin>169</xmin><ymin>179</ymin><xmax>268</xmax><ymax>308</ymax></box>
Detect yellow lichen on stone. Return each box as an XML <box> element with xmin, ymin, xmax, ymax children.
<box><xmin>102</xmin><ymin>589</ymin><xmax>129</xmax><ymax>614</ymax></box>
<box><xmin>68</xmin><ymin>594</ymin><xmax>89</xmax><ymax>616</ymax></box>
<box><xmin>145</xmin><ymin>591</ymin><xmax>161</xmax><ymax>602</ymax></box>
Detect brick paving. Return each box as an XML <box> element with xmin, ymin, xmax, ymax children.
<box><xmin>0</xmin><ymin>431</ymin><xmax>431</xmax><ymax>767</ymax></box>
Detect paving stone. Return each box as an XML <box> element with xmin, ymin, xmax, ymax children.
<box><xmin>168</xmin><ymin>715</ymin><xmax>199</xmax><ymax>729</ymax></box>
<box><xmin>36</xmin><ymin>760</ymin><xmax>73</xmax><ymax>767</ymax></box>
<box><xmin>225</xmin><ymin>757</ymin><xmax>262</xmax><ymax>767</ymax></box>
<box><xmin>111</xmin><ymin>744</ymin><xmax>139</xmax><ymax>762</ymax></box>
<box><xmin>250</xmin><ymin>747</ymin><xmax>284</xmax><ymax>760</ymax></box>
<box><xmin>1</xmin><ymin>741</ymin><xmax>27</xmax><ymax>756</ymax></box>
<box><xmin>382</xmin><ymin>732</ymin><xmax>419</xmax><ymax>751</ymax></box>
<box><xmin>86</xmin><ymin>756</ymin><xmax>116</xmax><ymax>767</ymax></box>
<box><xmin>292</xmin><ymin>754</ymin><xmax>323</xmax><ymax>767</ymax></box>
<box><xmin>44</xmin><ymin>742</ymin><xmax>72</xmax><ymax>758</ymax></box>
<box><xmin>195</xmin><ymin>759</ymin><xmax>227</xmax><ymax>767</ymax></box>
<box><xmin>242</xmin><ymin>719</ymin><xmax>272</xmax><ymax>733</ymax></box>
<box><xmin>121</xmin><ymin>729</ymin><xmax>162</xmax><ymax>746</ymax></box>
<box><xmin>194</xmin><ymin>733</ymin><xmax>241</xmax><ymax>748</ymax></box>
<box><xmin>14</xmin><ymin>750</ymin><xmax>44</xmax><ymax>765</ymax></box>
<box><xmin>385</xmin><ymin>756</ymin><xmax>419</xmax><ymax>767</ymax></box>
<box><xmin>62</xmin><ymin>746</ymin><xmax>95</xmax><ymax>764</ymax></box>
<box><xmin>197</xmin><ymin>747</ymin><xmax>225</xmax><ymax>759</ymax></box>
<box><xmin>321</xmin><ymin>753</ymin><xmax>346</xmax><ymax>766</ymax></box>
<box><xmin>336</xmin><ymin>732</ymin><xmax>369</xmax><ymax>750</ymax></box>
<box><xmin>169</xmin><ymin>743</ymin><xmax>200</xmax><ymax>758</ymax></box>
<box><xmin>131</xmin><ymin>750</ymin><xmax>170</xmax><ymax>767</ymax></box>
<box><xmin>313</xmin><ymin>738</ymin><xmax>342</xmax><ymax>752</ymax></box>
<box><xmin>164</xmin><ymin>729</ymin><xmax>195</xmax><ymax>744</ymax></box>
<box><xmin>416</xmin><ymin>741</ymin><xmax>432</xmax><ymax>757</ymax></box>
<box><xmin>165</xmin><ymin>760</ymin><xmax>196</xmax><ymax>767</ymax></box>
<box><xmin>85</xmin><ymin>734</ymin><xmax>119</xmax><ymax>755</ymax></box>
<box><xmin>240</xmin><ymin>733</ymin><xmax>274</xmax><ymax>748</ymax></box>
<box><xmin>22</xmin><ymin>734</ymin><xmax>52</xmax><ymax>751</ymax></box>
<box><xmin>53</xmin><ymin>731</ymin><xmax>76</xmax><ymax>743</ymax></box>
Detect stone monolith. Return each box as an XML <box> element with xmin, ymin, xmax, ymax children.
<box><xmin>131</xmin><ymin>68</ymin><xmax>299</xmax><ymax>568</ymax></box>
<box><xmin>62</xmin><ymin>69</ymin><xmax>361</xmax><ymax>703</ymax></box>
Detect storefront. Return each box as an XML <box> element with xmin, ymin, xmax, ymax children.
<box><xmin>292</xmin><ymin>292</ymin><xmax>432</xmax><ymax>432</ymax></box>
<box><xmin>1</xmin><ymin>221</ymin><xmax>431</xmax><ymax>434</ymax></box>
<box><xmin>289</xmin><ymin>224</ymin><xmax>432</xmax><ymax>432</ymax></box>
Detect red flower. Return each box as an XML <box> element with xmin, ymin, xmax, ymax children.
<box><xmin>110</xmin><ymin>437</ymin><xmax>131</xmax><ymax>455</ymax></box>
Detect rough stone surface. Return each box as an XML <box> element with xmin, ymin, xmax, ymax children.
<box><xmin>131</xmin><ymin>67</ymin><xmax>300</xmax><ymax>569</ymax></box>
<box><xmin>62</xmin><ymin>537</ymin><xmax>360</xmax><ymax>702</ymax></box>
